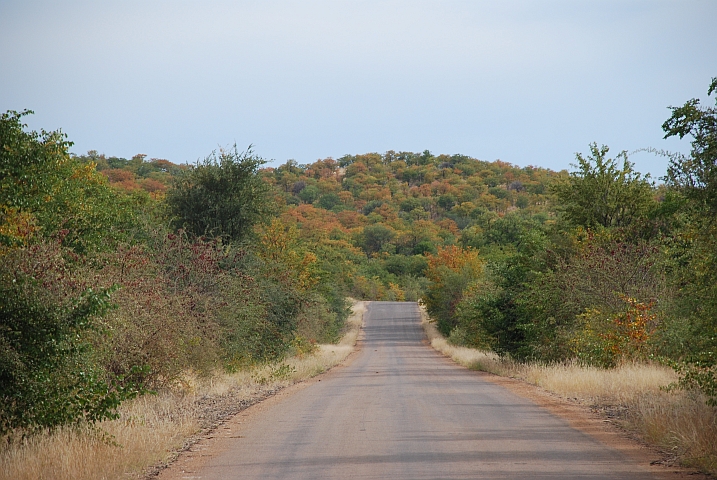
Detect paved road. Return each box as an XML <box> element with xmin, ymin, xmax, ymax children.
<box><xmin>192</xmin><ymin>301</ymin><xmax>658</xmax><ymax>479</ymax></box>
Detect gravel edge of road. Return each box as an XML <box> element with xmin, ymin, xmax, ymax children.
<box><xmin>144</xmin><ymin>385</ymin><xmax>285</xmax><ymax>478</ymax></box>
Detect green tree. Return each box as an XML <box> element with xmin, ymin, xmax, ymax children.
<box><xmin>662</xmin><ymin>77</ymin><xmax>717</xmax><ymax>404</ymax></box>
<box><xmin>298</xmin><ymin>185</ymin><xmax>320</xmax><ymax>204</ymax></box>
<box><xmin>455</xmin><ymin>223</ymin><xmax>549</xmax><ymax>359</ymax></box>
<box><xmin>664</xmin><ymin>77</ymin><xmax>717</xmax><ymax>215</ymax></box>
<box><xmin>551</xmin><ymin>144</ymin><xmax>654</xmax><ymax>229</ymax></box>
<box><xmin>1</xmin><ymin>109</ymin><xmax>70</xmax><ymax>248</ymax></box>
<box><xmin>0</xmin><ymin>110</ymin><xmax>71</xmax><ymax>213</ymax></box>
<box><xmin>360</xmin><ymin>224</ymin><xmax>395</xmax><ymax>256</ymax></box>
<box><xmin>166</xmin><ymin>145</ymin><xmax>274</xmax><ymax>241</ymax></box>
<box><xmin>317</xmin><ymin>192</ymin><xmax>342</xmax><ymax>211</ymax></box>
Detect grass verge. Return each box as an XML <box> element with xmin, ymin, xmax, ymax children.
<box><xmin>0</xmin><ymin>301</ymin><xmax>366</xmax><ymax>480</ymax></box>
<box><xmin>419</xmin><ymin>306</ymin><xmax>717</xmax><ymax>476</ymax></box>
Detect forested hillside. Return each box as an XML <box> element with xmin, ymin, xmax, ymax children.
<box><xmin>1</xmin><ymin>78</ymin><xmax>716</xmax><ymax>438</ymax></box>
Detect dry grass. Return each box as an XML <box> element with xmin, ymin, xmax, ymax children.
<box><xmin>633</xmin><ymin>391</ymin><xmax>717</xmax><ymax>473</ymax></box>
<box><xmin>420</xmin><ymin>306</ymin><xmax>717</xmax><ymax>476</ymax></box>
<box><xmin>0</xmin><ymin>301</ymin><xmax>365</xmax><ymax>480</ymax></box>
<box><xmin>420</xmin><ymin>305</ymin><xmax>502</xmax><ymax>371</ymax></box>
<box><xmin>0</xmin><ymin>393</ymin><xmax>199</xmax><ymax>480</ymax></box>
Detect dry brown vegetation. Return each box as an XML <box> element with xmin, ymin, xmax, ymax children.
<box><xmin>421</xmin><ymin>308</ymin><xmax>717</xmax><ymax>476</ymax></box>
<box><xmin>0</xmin><ymin>302</ymin><xmax>365</xmax><ymax>480</ymax></box>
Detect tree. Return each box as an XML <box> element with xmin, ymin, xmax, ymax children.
<box><xmin>360</xmin><ymin>224</ymin><xmax>396</xmax><ymax>256</ymax></box>
<box><xmin>298</xmin><ymin>185</ymin><xmax>320</xmax><ymax>204</ymax></box>
<box><xmin>0</xmin><ymin>110</ymin><xmax>71</xmax><ymax>213</ymax></box>
<box><xmin>664</xmin><ymin>77</ymin><xmax>717</xmax><ymax>216</ymax></box>
<box><xmin>166</xmin><ymin>145</ymin><xmax>274</xmax><ymax>241</ymax></box>
<box><xmin>0</xmin><ymin>110</ymin><xmax>136</xmax><ymax>253</ymax></box>
<box><xmin>422</xmin><ymin>246</ymin><xmax>483</xmax><ymax>335</ymax></box>
<box><xmin>551</xmin><ymin>144</ymin><xmax>654</xmax><ymax>229</ymax></box>
<box><xmin>455</xmin><ymin>223</ymin><xmax>550</xmax><ymax>359</ymax></box>
<box><xmin>662</xmin><ymin>77</ymin><xmax>717</xmax><ymax>405</ymax></box>
<box><xmin>1</xmin><ymin>110</ymin><xmax>70</xmax><ymax>248</ymax></box>
<box><xmin>317</xmin><ymin>192</ymin><xmax>342</xmax><ymax>211</ymax></box>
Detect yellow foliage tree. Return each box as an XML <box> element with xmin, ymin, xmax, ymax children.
<box><xmin>256</xmin><ymin>218</ymin><xmax>319</xmax><ymax>292</ymax></box>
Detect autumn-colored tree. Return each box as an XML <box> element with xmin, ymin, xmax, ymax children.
<box><xmin>256</xmin><ymin>219</ymin><xmax>319</xmax><ymax>292</ymax></box>
<box><xmin>571</xmin><ymin>296</ymin><xmax>658</xmax><ymax>367</ymax></box>
<box><xmin>422</xmin><ymin>246</ymin><xmax>483</xmax><ymax>335</ymax></box>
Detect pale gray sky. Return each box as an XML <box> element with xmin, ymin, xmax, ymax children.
<box><xmin>1</xmin><ymin>1</ymin><xmax>715</xmax><ymax>178</ymax></box>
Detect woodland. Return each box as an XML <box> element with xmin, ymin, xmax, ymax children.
<box><xmin>1</xmin><ymin>77</ymin><xmax>716</xmax><ymax>438</ymax></box>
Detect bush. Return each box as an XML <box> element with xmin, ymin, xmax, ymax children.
<box><xmin>0</xmin><ymin>243</ymin><xmax>142</xmax><ymax>434</ymax></box>
<box><xmin>91</xmin><ymin>236</ymin><xmax>224</xmax><ymax>386</ymax></box>
<box><xmin>570</xmin><ymin>297</ymin><xmax>658</xmax><ymax>368</ymax></box>
<box><xmin>516</xmin><ymin>231</ymin><xmax>667</xmax><ymax>362</ymax></box>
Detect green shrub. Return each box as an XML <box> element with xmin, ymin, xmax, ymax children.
<box><xmin>0</xmin><ymin>244</ymin><xmax>143</xmax><ymax>434</ymax></box>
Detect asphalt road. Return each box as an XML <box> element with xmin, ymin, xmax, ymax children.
<box><xmin>186</xmin><ymin>301</ymin><xmax>660</xmax><ymax>479</ymax></box>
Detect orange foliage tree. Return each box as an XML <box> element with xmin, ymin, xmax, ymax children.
<box><xmin>422</xmin><ymin>246</ymin><xmax>483</xmax><ymax>335</ymax></box>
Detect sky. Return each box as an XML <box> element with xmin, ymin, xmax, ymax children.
<box><xmin>1</xmin><ymin>0</ymin><xmax>716</xmax><ymax>179</ymax></box>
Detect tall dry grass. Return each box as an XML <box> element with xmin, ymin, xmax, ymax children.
<box><xmin>0</xmin><ymin>393</ymin><xmax>199</xmax><ymax>480</ymax></box>
<box><xmin>0</xmin><ymin>301</ymin><xmax>365</xmax><ymax>480</ymax></box>
<box><xmin>420</xmin><ymin>307</ymin><xmax>717</xmax><ymax>476</ymax></box>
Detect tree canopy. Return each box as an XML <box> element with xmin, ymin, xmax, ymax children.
<box><xmin>166</xmin><ymin>145</ymin><xmax>274</xmax><ymax>241</ymax></box>
<box><xmin>550</xmin><ymin>143</ymin><xmax>654</xmax><ymax>230</ymax></box>
<box><xmin>664</xmin><ymin>77</ymin><xmax>717</xmax><ymax>215</ymax></box>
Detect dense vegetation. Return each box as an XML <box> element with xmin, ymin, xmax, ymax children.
<box><xmin>0</xmin><ymin>116</ymin><xmax>348</xmax><ymax>434</ymax></box>
<box><xmin>1</xmin><ymin>77</ymin><xmax>715</xmax><ymax>435</ymax></box>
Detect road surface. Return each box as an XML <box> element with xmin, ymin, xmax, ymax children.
<box><xmin>164</xmin><ymin>301</ymin><xmax>666</xmax><ymax>479</ymax></box>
